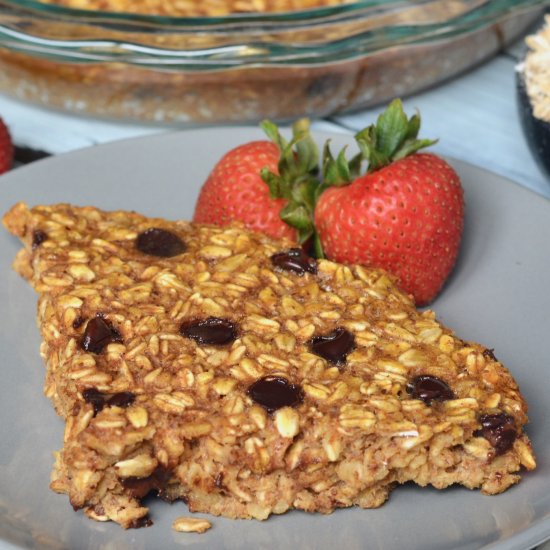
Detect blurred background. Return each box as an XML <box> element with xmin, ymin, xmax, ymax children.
<box><xmin>0</xmin><ymin>0</ymin><xmax>548</xmax><ymax>197</ymax></box>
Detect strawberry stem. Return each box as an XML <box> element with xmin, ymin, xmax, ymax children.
<box><xmin>260</xmin><ymin>119</ymin><xmax>324</xmax><ymax>254</ymax></box>
<box><xmin>323</xmin><ymin>99</ymin><xmax>437</xmax><ymax>184</ymax></box>
<box><xmin>355</xmin><ymin>99</ymin><xmax>437</xmax><ymax>173</ymax></box>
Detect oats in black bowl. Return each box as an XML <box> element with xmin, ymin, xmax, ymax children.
<box><xmin>516</xmin><ymin>15</ymin><xmax>550</xmax><ymax>179</ymax></box>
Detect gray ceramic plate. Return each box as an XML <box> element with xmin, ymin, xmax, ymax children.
<box><xmin>1</xmin><ymin>128</ymin><xmax>549</xmax><ymax>550</ymax></box>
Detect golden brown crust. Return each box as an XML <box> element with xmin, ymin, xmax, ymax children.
<box><xmin>3</xmin><ymin>201</ymin><xmax>536</xmax><ymax>529</ymax></box>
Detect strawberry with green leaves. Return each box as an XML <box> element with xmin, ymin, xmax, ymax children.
<box><xmin>314</xmin><ymin>99</ymin><xmax>464</xmax><ymax>305</ymax></box>
<box><xmin>193</xmin><ymin>119</ymin><xmax>321</xmax><ymax>247</ymax></box>
<box><xmin>193</xmin><ymin>100</ymin><xmax>463</xmax><ymax>305</ymax></box>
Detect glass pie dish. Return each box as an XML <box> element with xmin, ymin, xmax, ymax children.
<box><xmin>0</xmin><ymin>0</ymin><xmax>545</xmax><ymax>124</ymax></box>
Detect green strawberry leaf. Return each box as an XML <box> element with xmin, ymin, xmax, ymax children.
<box><xmin>354</xmin><ymin>126</ymin><xmax>374</xmax><ymax>153</ymax></box>
<box><xmin>322</xmin><ymin>142</ymin><xmax>356</xmax><ymax>186</ymax></box>
<box><xmin>393</xmin><ymin>137</ymin><xmax>438</xmax><ymax>161</ymax></box>
<box><xmin>322</xmin><ymin>141</ymin><xmax>338</xmax><ymax>183</ymax></box>
<box><xmin>279</xmin><ymin>201</ymin><xmax>316</xmax><ymax>245</ymax></box>
<box><xmin>405</xmin><ymin>111</ymin><xmax>421</xmax><ymax>140</ymax></box>
<box><xmin>352</xmin><ymin>99</ymin><xmax>437</xmax><ymax>173</ymax></box>
<box><xmin>290</xmin><ymin>178</ymin><xmax>318</xmax><ymax>211</ymax></box>
<box><xmin>348</xmin><ymin>151</ymin><xmax>363</xmax><ymax>179</ymax></box>
<box><xmin>260</xmin><ymin>119</ymin><xmax>288</xmax><ymax>152</ymax></box>
<box><xmin>375</xmin><ymin>98</ymin><xmax>409</xmax><ymax>158</ymax></box>
<box><xmin>260</xmin><ymin>168</ymin><xmax>284</xmax><ymax>199</ymax></box>
<box><xmin>259</xmin><ymin>119</ymin><xmax>325</xmax><ymax>251</ymax></box>
<box><xmin>356</xmin><ymin>133</ymin><xmax>388</xmax><ymax>173</ymax></box>
<box><xmin>311</xmin><ymin>233</ymin><xmax>325</xmax><ymax>259</ymax></box>
<box><xmin>293</xmin><ymin>118</ymin><xmax>319</xmax><ymax>174</ymax></box>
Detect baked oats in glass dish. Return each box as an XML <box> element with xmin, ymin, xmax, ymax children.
<box><xmin>0</xmin><ymin>0</ymin><xmax>546</xmax><ymax>123</ymax></box>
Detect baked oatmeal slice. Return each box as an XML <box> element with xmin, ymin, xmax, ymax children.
<box><xmin>3</xmin><ymin>202</ymin><xmax>536</xmax><ymax>529</ymax></box>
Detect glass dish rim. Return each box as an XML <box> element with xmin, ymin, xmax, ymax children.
<box><xmin>0</xmin><ymin>0</ymin><xmax>544</xmax><ymax>68</ymax></box>
<box><xmin>1</xmin><ymin>0</ymin><xmax>421</xmax><ymax>26</ymax></box>
<box><xmin>0</xmin><ymin>0</ymin><xmax>543</xmax><ymax>27</ymax></box>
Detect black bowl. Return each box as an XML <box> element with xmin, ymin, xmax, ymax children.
<box><xmin>516</xmin><ymin>69</ymin><xmax>550</xmax><ymax>179</ymax></box>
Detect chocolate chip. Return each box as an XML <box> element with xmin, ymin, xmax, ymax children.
<box><xmin>247</xmin><ymin>376</ymin><xmax>304</xmax><ymax>413</ymax></box>
<box><xmin>108</xmin><ymin>391</ymin><xmax>136</xmax><ymax>408</ymax></box>
<box><xmin>309</xmin><ymin>328</ymin><xmax>355</xmax><ymax>366</ymax></box>
<box><xmin>32</xmin><ymin>229</ymin><xmax>48</xmax><ymax>249</ymax></box>
<box><xmin>128</xmin><ymin>516</ymin><xmax>153</xmax><ymax>529</ymax></box>
<box><xmin>82</xmin><ymin>388</ymin><xmax>135</xmax><ymax>415</ymax></box>
<box><xmin>406</xmin><ymin>375</ymin><xmax>454</xmax><ymax>405</ymax></box>
<box><xmin>81</xmin><ymin>316</ymin><xmax>122</xmax><ymax>354</ymax></box>
<box><xmin>271</xmin><ymin>248</ymin><xmax>317</xmax><ymax>276</ymax></box>
<box><xmin>82</xmin><ymin>388</ymin><xmax>107</xmax><ymax>415</ymax></box>
<box><xmin>121</xmin><ymin>466</ymin><xmax>171</xmax><ymax>499</ymax></box>
<box><xmin>136</xmin><ymin>227</ymin><xmax>186</xmax><ymax>257</ymax></box>
<box><xmin>475</xmin><ymin>412</ymin><xmax>517</xmax><ymax>455</ymax></box>
<box><xmin>180</xmin><ymin>317</ymin><xmax>238</xmax><ymax>346</ymax></box>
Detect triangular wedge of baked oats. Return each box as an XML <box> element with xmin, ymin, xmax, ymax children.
<box><xmin>3</xmin><ymin>202</ymin><xmax>536</xmax><ymax>529</ymax></box>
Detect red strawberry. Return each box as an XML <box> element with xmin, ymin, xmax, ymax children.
<box><xmin>193</xmin><ymin>119</ymin><xmax>321</xmax><ymax>246</ymax></box>
<box><xmin>0</xmin><ymin>117</ymin><xmax>13</xmax><ymax>175</ymax></box>
<box><xmin>193</xmin><ymin>140</ymin><xmax>294</xmax><ymax>240</ymax></box>
<box><xmin>314</xmin><ymin>100</ymin><xmax>464</xmax><ymax>305</ymax></box>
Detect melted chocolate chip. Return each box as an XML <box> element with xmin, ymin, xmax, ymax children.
<box><xmin>475</xmin><ymin>412</ymin><xmax>517</xmax><ymax>455</ymax></box>
<box><xmin>108</xmin><ymin>391</ymin><xmax>136</xmax><ymax>408</ymax></box>
<box><xmin>128</xmin><ymin>516</ymin><xmax>153</xmax><ymax>529</ymax></box>
<box><xmin>82</xmin><ymin>388</ymin><xmax>107</xmax><ymax>415</ymax></box>
<box><xmin>81</xmin><ymin>316</ymin><xmax>122</xmax><ymax>354</ymax></box>
<box><xmin>406</xmin><ymin>375</ymin><xmax>454</xmax><ymax>405</ymax></box>
<box><xmin>271</xmin><ymin>248</ymin><xmax>317</xmax><ymax>276</ymax></box>
<box><xmin>136</xmin><ymin>228</ymin><xmax>186</xmax><ymax>258</ymax></box>
<box><xmin>82</xmin><ymin>388</ymin><xmax>135</xmax><ymax>416</ymax></box>
<box><xmin>180</xmin><ymin>317</ymin><xmax>238</xmax><ymax>346</ymax></box>
<box><xmin>32</xmin><ymin>229</ymin><xmax>48</xmax><ymax>249</ymax></box>
<box><xmin>247</xmin><ymin>376</ymin><xmax>304</xmax><ymax>413</ymax></box>
<box><xmin>121</xmin><ymin>466</ymin><xmax>171</xmax><ymax>499</ymax></box>
<box><xmin>309</xmin><ymin>328</ymin><xmax>355</xmax><ymax>366</ymax></box>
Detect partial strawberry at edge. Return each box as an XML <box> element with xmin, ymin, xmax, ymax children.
<box><xmin>0</xmin><ymin>117</ymin><xmax>14</xmax><ymax>175</ymax></box>
<box><xmin>315</xmin><ymin>152</ymin><xmax>464</xmax><ymax>306</ymax></box>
